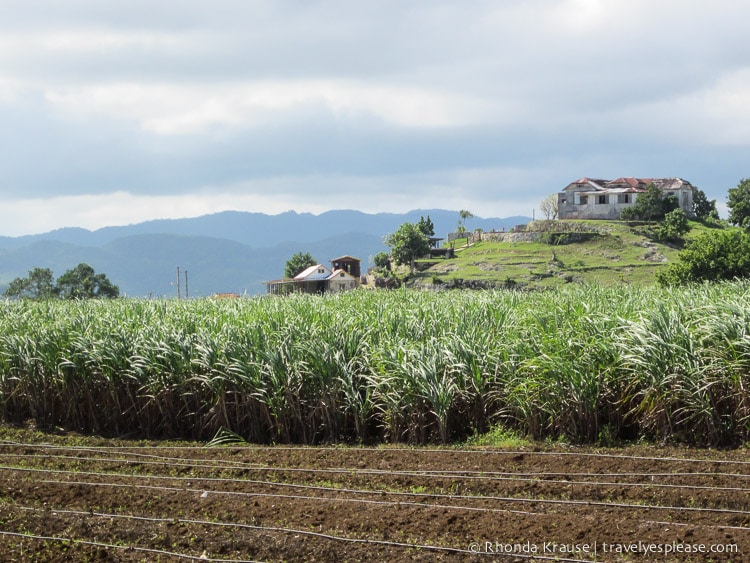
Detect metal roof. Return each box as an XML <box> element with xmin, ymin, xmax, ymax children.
<box><xmin>565</xmin><ymin>177</ymin><xmax>694</xmax><ymax>194</ymax></box>
<box><xmin>294</xmin><ymin>264</ymin><xmax>332</xmax><ymax>281</ymax></box>
<box><xmin>327</xmin><ymin>269</ymin><xmax>357</xmax><ymax>280</ymax></box>
<box><xmin>330</xmin><ymin>255</ymin><xmax>362</xmax><ymax>262</ymax></box>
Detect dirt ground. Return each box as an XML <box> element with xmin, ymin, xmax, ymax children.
<box><xmin>0</xmin><ymin>430</ymin><xmax>748</xmax><ymax>562</ymax></box>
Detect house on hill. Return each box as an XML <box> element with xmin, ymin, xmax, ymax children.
<box><xmin>557</xmin><ymin>177</ymin><xmax>695</xmax><ymax>220</ymax></box>
<box><xmin>265</xmin><ymin>256</ymin><xmax>362</xmax><ymax>295</ymax></box>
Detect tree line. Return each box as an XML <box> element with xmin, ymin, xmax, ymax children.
<box><xmin>4</xmin><ymin>263</ymin><xmax>119</xmax><ymax>299</ymax></box>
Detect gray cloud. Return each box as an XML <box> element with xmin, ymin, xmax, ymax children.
<box><xmin>0</xmin><ymin>0</ymin><xmax>748</xmax><ymax>234</ymax></box>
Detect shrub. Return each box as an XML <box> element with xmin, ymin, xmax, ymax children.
<box><xmin>656</xmin><ymin>208</ymin><xmax>690</xmax><ymax>242</ymax></box>
<box><xmin>657</xmin><ymin>229</ymin><xmax>750</xmax><ymax>285</ymax></box>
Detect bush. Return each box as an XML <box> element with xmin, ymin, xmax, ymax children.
<box><xmin>656</xmin><ymin>209</ymin><xmax>690</xmax><ymax>242</ymax></box>
<box><xmin>621</xmin><ymin>183</ymin><xmax>677</xmax><ymax>222</ymax></box>
<box><xmin>373</xmin><ymin>252</ymin><xmax>391</xmax><ymax>271</ymax></box>
<box><xmin>657</xmin><ymin>229</ymin><xmax>750</xmax><ymax>285</ymax></box>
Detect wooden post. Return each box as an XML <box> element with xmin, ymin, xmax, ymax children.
<box><xmin>176</xmin><ymin>266</ymin><xmax>181</xmax><ymax>299</ymax></box>
<box><xmin>185</xmin><ymin>270</ymin><xmax>189</xmax><ymax>299</ymax></box>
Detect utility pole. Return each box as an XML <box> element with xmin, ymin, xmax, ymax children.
<box><xmin>176</xmin><ymin>266</ymin><xmax>181</xmax><ymax>299</ymax></box>
<box><xmin>184</xmin><ymin>270</ymin><xmax>189</xmax><ymax>299</ymax></box>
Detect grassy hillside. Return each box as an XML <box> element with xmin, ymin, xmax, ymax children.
<box><xmin>415</xmin><ymin>219</ymin><xmax>723</xmax><ymax>289</ymax></box>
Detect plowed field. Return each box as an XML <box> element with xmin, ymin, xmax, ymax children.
<box><xmin>0</xmin><ymin>431</ymin><xmax>748</xmax><ymax>562</ymax></box>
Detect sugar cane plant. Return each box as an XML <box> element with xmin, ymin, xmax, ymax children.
<box><xmin>0</xmin><ymin>283</ymin><xmax>748</xmax><ymax>446</ymax></box>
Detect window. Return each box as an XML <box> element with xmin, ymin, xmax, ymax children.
<box><xmin>618</xmin><ymin>194</ymin><xmax>630</xmax><ymax>204</ymax></box>
<box><xmin>597</xmin><ymin>195</ymin><xmax>607</xmax><ymax>205</ymax></box>
<box><xmin>578</xmin><ymin>195</ymin><xmax>588</xmax><ymax>205</ymax></box>
<box><xmin>318</xmin><ymin>268</ymin><xmax>325</xmax><ymax>274</ymax></box>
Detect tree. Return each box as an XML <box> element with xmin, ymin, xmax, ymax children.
<box><xmin>727</xmin><ymin>178</ymin><xmax>750</xmax><ymax>229</ymax></box>
<box><xmin>656</xmin><ymin>208</ymin><xmax>690</xmax><ymax>243</ymax></box>
<box><xmin>656</xmin><ymin>229</ymin><xmax>750</xmax><ymax>285</ymax></box>
<box><xmin>385</xmin><ymin>222</ymin><xmax>430</xmax><ymax>274</ymax></box>
<box><xmin>417</xmin><ymin>215</ymin><xmax>435</xmax><ymax>237</ymax></box>
<box><xmin>458</xmin><ymin>209</ymin><xmax>474</xmax><ymax>231</ymax></box>
<box><xmin>56</xmin><ymin>263</ymin><xmax>119</xmax><ymax>299</ymax></box>
<box><xmin>284</xmin><ymin>252</ymin><xmax>316</xmax><ymax>279</ymax></box>
<box><xmin>539</xmin><ymin>194</ymin><xmax>559</xmax><ymax>220</ymax></box>
<box><xmin>692</xmin><ymin>186</ymin><xmax>718</xmax><ymax>220</ymax></box>
<box><xmin>4</xmin><ymin>267</ymin><xmax>57</xmax><ymax>299</ymax></box>
<box><xmin>373</xmin><ymin>251</ymin><xmax>391</xmax><ymax>271</ymax></box>
<box><xmin>620</xmin><ymin>183</ymin><xmax>678</xmax><ymax>223</ymax></box>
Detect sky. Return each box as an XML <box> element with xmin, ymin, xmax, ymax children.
<box><xmin>0</xmin><ymin>0</ymin><xmax>748</xmax><ymax>236</ymax></box>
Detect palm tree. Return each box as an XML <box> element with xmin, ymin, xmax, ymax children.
<box><xmin>457</xmin><ymin>210</ymin><xmax>474</xmax><ymax>246</ymax></box>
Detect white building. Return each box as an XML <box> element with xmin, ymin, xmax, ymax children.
<box><xmin>265</xmin><ymin>256</ymin><xmax>361</xmax><ymax>295</ymax></box>
<box><xmin>558</xmin><ymin>177</ymin><xmax>695</xmax><ymax>220</ymax></box>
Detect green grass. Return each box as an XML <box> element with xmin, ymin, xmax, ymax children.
<box><xmin>464</xmin><ymin>425</ymin><xmax>530</xmax><ymax>448</ymax></box>
<box><xmin>419</xmin><ymin>219</ymin><xmax>719</xmax><ymax>289</ymax></box>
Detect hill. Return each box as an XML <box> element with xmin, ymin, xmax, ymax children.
<box><xmin>0</xmin><ymin>209</ymin><xmax>529</xmax><ymax>296</ymax></box>
<box><xmin>411</xmin><ymin>219</ymin><xmax>723</xmax><ymax>290</ymax></box>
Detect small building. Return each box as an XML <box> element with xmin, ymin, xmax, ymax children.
<box><xmin>265</xmin><ymin>256</ymin><xmax>362</xmax><ymax>295</ymax></box>
<box><xmin>557</xmin><ymin>177</ymin><xmax>695</xmax><ymax>220</ymax></box>
<box><xmin>326</xmin><ymin>268</ymin><xmax>359</xmax><ymax>293</ymax></box>
<box><xmin>331</xmin><ymin>255</ymin><xmax>362</xmax><ymax>279</ymax></box>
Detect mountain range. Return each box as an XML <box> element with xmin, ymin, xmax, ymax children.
<box><xmin>0</xmin><ymin>210</ymin><xmax>530</xmax><ymax>297</ymax></box>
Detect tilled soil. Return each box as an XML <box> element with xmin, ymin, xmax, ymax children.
<box><xmin>0</xmin><ymin>432</ymin><xmax>748</xmax><ymax>562</ymax></box>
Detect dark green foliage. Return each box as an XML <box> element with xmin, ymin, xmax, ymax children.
<box><xmin>620</xmin><ymin>183</ymin><xmax>677</xmax><ymax>222</ymax></box>
<box><xmin>284</xmin><ymin>251</ymin><xmax>316</xmax><ymax>279</ymax></box>
<box><xmin>692</xmin><ymin>186</ymin><xmax>718</xmax><ymax>220</ymax></box>
<box><xmin>727</xmin><ymin>178</ymin><xmax>750</xmax><ymax>229</ymax></box>
<box><xmin>656</xmin><ymin>209</ymin><xmax>690</xmax><ymax>243</ymax></box>
<box><xmin>417</xmin><ymin>215</ymin><xmax>435</xmax><ymax>237</ymax></box>
<box><xmin>385</xmin><ymin>222</ymin><xmax>430</xmax><ymax>274</ymax></box>
<box><xmin>373</xmin><ymin>251</ymin><xmax>390</xmax><ymax>271</ymax></box>
<box><xmin>657</xmin><ymin>229</ymin><xmax>750</xmax><ymax>285</ymax></box>
<box><xmin>56</xmin><ymin>263</ymin><xmax>120</xmax><ymax>299</ymax></box>
<box><xmin>5</xmin><ymin>264</ymin><xmax>118</xmax><ymax>299</ymax></box>
<box><xmin>4</xmin><ymin>267</ymin><xmax>55</xmax><ymax>299</ymax></box>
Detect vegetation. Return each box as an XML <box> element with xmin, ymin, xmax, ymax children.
<box><xmin>657</xmin><ymin>229</ymin><xmax>750</xmax><ymax>285</ymax></box>
<box><xmin>727</xmin><ymin>177</ymin><xmax>750</xmax><ymax>229</ymax></box>
<box><xmin>0</xmin><ymin>285</ymin><xmax>748</xmax><ymax>447</ymax></box>
<box><xmin>4</xmin><ymin>267</ymin><xmax>56</xmax><ymax>299</ymax></box>
<box><xmin>5</xmin><ymin>263</ymin><xmax>119</xmax><ymax>299</ymax></box>
<box><xmin>385</xmin><ymin>222</ymin><xmax>430</xmax><ymax>274</ymax></box>
<box><xmin>692</xmin><ymin>186</ymin><xmax>718</xmax><ymax>220</ymax></box>
<box><xmin>373</xmin><ymin>251</ymin><xmax>391</xmax><ymax>271</ymax></box>
<box><xmin>284</xmin><ymin>251</ymin><xmax>316</xmax><ymax>279</ymax></box>
<box><xmin>416</xmin><ymin>215</ymin><xmax>435</xmax><ymax>237</ymax></box>
<box><xmin>456</xmin><ymin>209</ymin><xmax>474</xmax><ymax>236</ymax></box>
<box><xmin>655</xmin><ymin>208</ymin><xmax>690</xmax><ymax>243</ymax></box>
<box><xmin>55</xmin><ymin>263</ymin><xmax>120</xmax><ymax>299</ymax></box>
<box><xmin>415</xmin><ymin>219</ymin><xmax>707</xmax><ymax>289</ymax></box>
<box><xmin>539</xmin><ymin>194</ymin><xmax>559</xmax><ymax>220</ymax></box>
<box><xmin>620</xmin><ymin>183</ymin><xmax>677</xmax><ymax>222</ymax></box>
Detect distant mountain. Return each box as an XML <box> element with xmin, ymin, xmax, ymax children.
<box><xmin>0</xmin><ymin>210</ymin><xmax>530</xmax><ymax>296</ymax></box>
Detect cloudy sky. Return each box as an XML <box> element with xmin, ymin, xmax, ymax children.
<box><xmin>0</xmin><ymin>0</ymin><xmax>748</xmax><ymax>235</ymax></box>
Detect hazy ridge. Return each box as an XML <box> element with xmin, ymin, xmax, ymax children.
<box><xmin>0</xmin><ymin>209</ymin><xmax>529</xmax><ymax>296</ymax></box>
